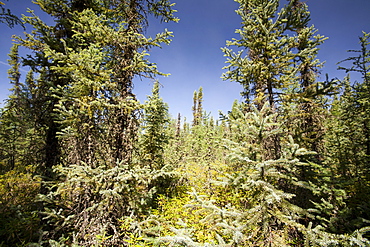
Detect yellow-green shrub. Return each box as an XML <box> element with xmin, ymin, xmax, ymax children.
<box><xmin>0</xmin><ymin>168</ymin><xmax>40</xmax><ymax>245</ymax></box>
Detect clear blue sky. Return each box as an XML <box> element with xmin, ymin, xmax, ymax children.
<box><xmin>0</xmin><ymin>0</ymin><xmax>369</xmax><ymax>121</ymax></box>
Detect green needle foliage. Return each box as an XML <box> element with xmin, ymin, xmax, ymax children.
<box><xmin>215</xmin><ymin>103</ymin><xmax>313</xmax><ymax>246</ymax></box>
<box><xmin>138</xmin><ymin>81</ymin><xmax>179</xmax><ymax>208</ymax></box>
<box><xmin>0</xmin><ymin>1</ymin><xmax>370</xmax><ymax>246</ymax></box>
<box><xmin>0</xmin><ymin>0</ymin><xmax>24</xmax><ymax>28</ymax></box>
<box><xmin>192</xmin><ymin>87</ymin><xmax>204</xmax><ymax>126</ymax></box>
<box><xmin>140</xmin><ymin>81</ymin><xmax>171</xmax><ymax>169</ymax></box>
<box><xmin>0</xmin><ymin>45</ymin><xmax>43</xmax><ymax>245</ymax></box>
<box><xmin>322</xmin><ymin>32</ymin><xmax>370</xmax><ymax>235</ymax></box>
<box><xmin>3</xmin><ymin>0</ymin><xmax>178</xmax><ymax>245</ymax></box>
<box><xmin>222</xmin><ymin>0</ymin><xmax>303</xmax><ymax>107</ymax></box>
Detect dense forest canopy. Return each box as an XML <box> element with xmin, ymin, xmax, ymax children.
<box><xmin>0</xmin><ymin>0</ymin><xmax>369</xmax><ymax>246</ymax></box>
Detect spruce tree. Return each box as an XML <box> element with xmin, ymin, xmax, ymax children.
<box><xmin>0</xmin><ymin>0</ymin><xmax>23</xmax><ymax>28</ymax></box>
<box><xmin>279</xmin><ymin>2</ymin><xmax>333</xmax><ymax>155</ymax></box>
<box><xmin>221</xmin><ymin>0</ymin><xmax>336</xmax><ymax>217</ymax></box>
<box><xmin>322</xmin><ymin>32</ymin><xmax>370</xmax><ymax>234</ymax></box>
<box><xmin>0</xmin><ymin>44</ymin><xmax>42</xmax><ymax>245</ymax></box>
<box><xmin>0</xmin><ymin>44</ymin><xmax>41</xmax><ymax>173</ymax></box>
<box><xmin>140</xmin><ymin>81</ymin><xmax>170</xmax><ymax>169</ymax></box>
<box><xmin>160</xmin><ymin>104</ymin><xmax>316</xmax><ymax>246</ymax></box>
<box><xmin>139</xmin><ymin>81</ymin><xmax>181</xmax><ymax>208</ymax></box>
<box><xmin>222</xmin><ymin>0</ymin><xmax>298</xmax><ymax>108</ymax></box>
<box><xmin>12</xmin><ymin>0</ymin><xmax>178</xmax><ymax>245</ymax></box>
<box><xmin>16</xmin><ymin>0</ymin><xmax>100</xmax><ymax>185</ymax></box>
<box><xmin>1</xmin><ymin>44</ymin><xmax>23</xmax><ymax>172</ymax></box>
<box><xmin>192</xmin><ymin>87</ymin><xmax>203</xmax><ymax>126</ymax></box>
<box><xmin>222</xmin><ymin>0</ymin><xmax>330</xmax><ymax>114</ymax></box>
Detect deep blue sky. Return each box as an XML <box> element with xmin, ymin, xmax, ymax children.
<box><xmin>0</xmin><ymin>0</ymin><xmax>369</xmax><ymax>120</ymax></box>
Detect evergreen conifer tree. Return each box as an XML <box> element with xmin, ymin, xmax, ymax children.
<box><xmin>222</xmin><ymin>0</ymin><xmax>299</xmax><ymax>108</ymax></box>
<box><xmin>279</xmin><ymin>2</ymin><xmax>334</xmax><ymax>155</ymax></box>
<box><xmin>192</xmin><ymin>87</ymin><xmax>203</xmax><ymax>126</ymax></box>
<box><xmin>0</xmin><ymin>0</ymin><xmax>23</xmax><ymax>28</ymax></box>
<box><xmin>11</xmin><ymin>0</ymin><xmax>178</xmax><ymax>245</ymax></box>
<box><xmin>0</xmin><ymin>44</ymin><xmax>41</xmax><ymax>172</ymax></box>
<box><xmin>160</xmin><ymin>104</ymin><xmax>317</xmax><ymax>246</ymax></box>
<box><xmin>322</xmin><ymin>32</ymin><xmax>370</xmax><ymax>234</ymax></box>
<box><xmin>222</xmin><ymin>0</ymin><xmax>331</xmax><ymax>115</ymax></box>
<box><xmin>0</xmin><ymin>44</ymin><xmax>42</xmax><ymax>245</ymax></box>
<box><xmin>140</xmin><ymin>81</ymin><xmax>170</xmax><ymax>169</ymax></box>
